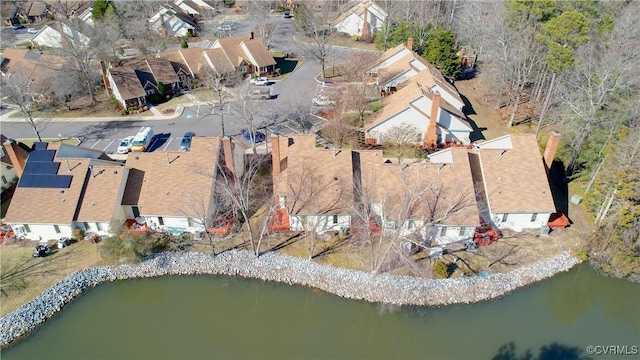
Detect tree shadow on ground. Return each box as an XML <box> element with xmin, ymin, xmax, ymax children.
<box><xmin>460</xmin><ymin>94</ymin><xmax>487</xmax><ymax>142</ymax></box>
<box><xmin>312</xmin><ymin>237</ymin><xmax>349</xmax><ymax>259</ymax></box>
<box><xmin>492</xmin><ymin>341</ymin><xmax>592</xmax><ymax>360</ymax></box>
<box><xmin>78</xmin><ymin>121</ymin><xmax>145</xmax><ymax>140</ymax></box>
<box><xmin>265</xmin><ymin>233</ymin><xmax>301</xmax><ymax>253</ymax></box>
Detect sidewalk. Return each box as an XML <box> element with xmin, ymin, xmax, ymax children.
<box><xmin>0</xmin><ymin>104</ymin><xmax>186</xmax><ymax>123</ymax></box>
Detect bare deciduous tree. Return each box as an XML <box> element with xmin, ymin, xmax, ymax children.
<box><xmin>1</xmin><ymin>73</ymin><xmax>48</xmax><ymax>141</ymax></box>
<box><xmin>293</xmin><ymin>1</ymin><xmax>335</xmax><ymax>78</ymax></box>
<box><xmin>201</xmin><ymin>62</ymin><xmax>243</xmax><ymax>137</ymax></box>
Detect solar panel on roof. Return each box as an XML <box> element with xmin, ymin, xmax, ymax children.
<box><xmin>27</xmin><ymin>149</ymin><xmax>55</xmax><ymax>162</ymax></box>
<box><xmin>23</xmin><ymin>161</ymin><xmax>60</xmax><ymax>175</ymax></box>
<box><xmin>32</xmin><ymin>142</ymin><xmax>48</xmax><ymax>150</ymax></box>
<box><xmin>18</xmin><ymin>174</ymin><xmax>72</xmax><ymax>188</ymax></box>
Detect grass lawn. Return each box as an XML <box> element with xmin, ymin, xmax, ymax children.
<box><xmin>0</xmin><ymin>240</ymin><xmax>103</xmax><ymax>317</ymax></box>
<box><xmin>153</xmin><ymin>94</ymin><xmax>194</xmax><ymax>114</ymax></box>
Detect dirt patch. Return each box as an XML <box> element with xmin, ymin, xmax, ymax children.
<box><xmin>455</xmin><ymin>77</ymin><xmax>511</xmax><ymax>141</ymax></box>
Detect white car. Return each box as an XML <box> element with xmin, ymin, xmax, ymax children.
<box><xmin>27</xmin><ymin>28</ymin><xmax>38</xmax><ymax>34</ymax></box>
<box><xmin>250</xmin><ymin>77</ymin><xmax>270</xmax><ymax>86</ymax></box>
<box><xmin>116</xmin><ymin>136</ymin><xmax>134</xmax><ymax>154</ymax></box>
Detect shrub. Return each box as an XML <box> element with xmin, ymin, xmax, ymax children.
<box><xmin>368</xmin><ymin>100</ymin><xmax>383</xmax><ymax>112</ymax></box>
<box><xmin>191</xmin><ymin>78</ymin><xmax>199</xmax><ymax>85</ymax></box>
<box><xmin>72</xmin><ymin>228</ymin><xmax>85</xmax><ymax>242</ymax></box>
<box><xmin>575</xmin><ymin>248</ymin><xmax>589</xmax><ymax>261</ymax></box>
<box><xmin>120</xmin><ymin>109</ymin><xmax>129</xmax><ymax>116</ymax></box>
<box><xmin>352</xmin><ymin>35</ymin><xmax>361</xmax><ymax>41</ymax></box>
<box><xmin>181</xmin><ymin>39</ymin><xmax>188</xmax><ymax>48</ymax></box>
<box><xmin>434</xmin><ymin>261</ymin><xmax>449</xmax><ymax>278</ymax></box>
<box><xmin>156</xmin><ymin>82</ymin><xmax>166</xmax><ymax>94</ymax></box>
<box><xmin>99</xmin><ymin>234</ymin><xmax>168</xmax><ymax>264</ymax></box>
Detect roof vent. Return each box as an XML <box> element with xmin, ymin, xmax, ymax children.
<box><xmin>113</xmin><ymin>170</ymin><xmax>118</xmax><ymax>174</ymax></box>
<box><xmin>499</xmin><ymin>149</ymin><xmax>507</xmax><ymax>157</ymax></box>
<box><xmin>60</xmin><ymin>190</ymin><xmax>65</xmax><ymax>194</ymax></box>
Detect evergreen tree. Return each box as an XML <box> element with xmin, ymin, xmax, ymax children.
<box><xmin>422</xmin><ymin>28</ymin><xmax>461</xmax><ymax>78</ymax></box>
<box><xmin>92</xmin><ymin>0</ymin><xmax>111</xmax><ymax>21</ymax></box>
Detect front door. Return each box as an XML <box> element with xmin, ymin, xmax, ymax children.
<box><xmin>132</xmin><ymin>206</ymin><xmax>140</xmax><ymax>218</ymax></box>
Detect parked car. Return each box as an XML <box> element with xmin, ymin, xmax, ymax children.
<box><xmin>117</xmin><ymin>136</ymin><xmax>135</xmax><ymax>154</ymax></box>
<box><xmin>27</xmin><ymin>28</ymin><xmax>38</xmax><ymax>34</ymax></box>
<box><xmin>240</xmin><ymin>128</ymin><xmax>266</xmax><ymax>143</ymax></box>
<box><xmin>249</xmin><ymin>88</ymin><xmax>272</xmax><ymax>100</ymax></box>
<box><xmin>33</xmin><ymin>244</ymin><xmax>51</xmax><ymax>257</ymax></box>
<box><xmin>250</xmin><ymin>77</ymin><xmax>270</xmax><ymax>86</ymax></box>
<box><xmin>180</xmin><ymin>131</ymin><xmax>195</xmax><ymax>151</ymax></box>
<box><xmin>283</xmin><ymin>11</ymin><xmax>293</xmax><ymax>18</ymax></box>
<box><xmin>12</xmin><ymin>23</ymin><xmax>25</xmax><ymax>30</ymax></box>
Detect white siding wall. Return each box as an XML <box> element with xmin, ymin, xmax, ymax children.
<box><xmin>367</xmin><ymin>108</ymin><xmax>426</xmax><ymax>145</ymax></box>
<box><xmin>77</xmin><ymin>221</ymin><xmax>110</xmax><ymax>236</ymax></box>
<box><xmin>10</xmin><ymin>223</ymin><xmax>72</xmax><ymax>241</ymax></box>
<box><xmin>145</xmin><ymin>216</ymin><xmax>204</xmax><ymax>234</ymax></box>
<box><xmin>334</xmin><ymin>14</ymin><xmax>362</xmax><ymax>36</ymax></box>
<box><xmin>290</xmin><ymin>214</ymin><xmax>350</xmax><ymax>234</ymax></box>
<box><xmin>369</xmin><ymin>48</ymin><xmax>412</xmax><ymax>74</ymax></box>
<box><xmin>438</xmin><ymin>112</ymin><xmax>471</xmax><ymax>144</ymax></box>
<box><xmin>107</xmin><ymin>72</ymin><xmax>126</xmax><ymax>108</ymax></box>
<box><xmin>383</xmin><ymin>69</ymin><xmax>416</xmax><ymax>88</ymax></box>
<box><xmin>492</xmin><ymin>212</ymin><xmax>551</xmax><ymax>232</ymax></box>
<box><xmin>0</xmin><ymin>163</ymin><xmax>17</xmax><ymax>191</ymax></box>
<box><xmin>430</xmin><ymin>226</ymin><xmax>474</xmax><ymax>246</ymax></box>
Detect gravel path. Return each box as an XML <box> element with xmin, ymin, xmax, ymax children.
<box><xmin>0</xmin><ymin>249</ymin><xmax>581</xmax><ymax>349</ymax></box>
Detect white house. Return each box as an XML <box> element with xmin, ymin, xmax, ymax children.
<box><xmin>364</xmin><ymin>70</ymin><xmax>472</xmax><ymax>148</ymax></box>
<box><xmin>366</xmin><ymin>40</ymin><xmax>465</xmax><ymax>111</ymax></box>
<box><xmin>333</xmin><ymin>0</ymin><xmax>387</xmax><ymax>40</ymax></box>
<box><xmin>149</xmin><ymin>6</ymin><xmax>196</xmax><ymax>37</ymax></box>
<box><xmin>30</xmin><ymin>22</ymin><xmax>90</xmax><ymax>49</ymax></box>
<box><xmin>474</xmin><ymin>134</ymin><xmax>556</xmax><ymax>232</ymax></box>
<box><xmin>3</xmin><ymin>142</ymin><xmax>127</xmax><ymax>240</ymax></box>
<box><xmin>270</xmin><ymin>134</ymin><xmax>480</xmax><ymax>243</ymax></box>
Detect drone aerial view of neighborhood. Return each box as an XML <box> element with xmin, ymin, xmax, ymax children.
<box><xmin>0</xmin><ymin>0</ymin><xmax>638</xmax><ymax>358</ymax></box>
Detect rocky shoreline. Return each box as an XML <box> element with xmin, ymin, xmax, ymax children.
<box><xmin>0</xmin><ymin>249</ymin><xmax>581</xmax><ymax>349</ymax></box>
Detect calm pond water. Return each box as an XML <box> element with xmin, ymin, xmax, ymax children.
<box><xmin>3</xmin><ymin>264</ymin><xmax>639</xmax><ymax>359</ymax></box>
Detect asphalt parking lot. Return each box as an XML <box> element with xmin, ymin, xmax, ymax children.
<box><xmin>82</xmin><ymin>133</ymin><xmax>189</xmax><ymax>158</ymax></box>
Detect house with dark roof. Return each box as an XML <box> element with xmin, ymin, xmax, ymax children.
<box><xmin>270</xmin><ymin>134</ymin><xmax>479</xmax><ymax>245</ymax></box>
<box><xmin>106</xmin><ymin>58</ymin><xmax>180</xmax><ymax>108</ymax></box>
<box><xmin>206</xmin><ymin>34</ymin><xmax>277</xmax><ymax>76</ymax></box>
<box><xmin>472</xmin><ymin>134</ymin><xmax>556</xmax><ymax>232</ymax></box>
<box><xmin>0</xmin><ymin>3</ymin><xmax>20</xmax><ymax>26</ymax></box>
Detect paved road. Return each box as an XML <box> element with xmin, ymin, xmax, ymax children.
<box><xmin>0</xmin><ymin>15</ymin><xmax>374</xmax><ymax>153</ymax></box>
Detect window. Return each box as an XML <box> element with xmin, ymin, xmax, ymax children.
<box><xmin>240</xmin><ymin>65</ymin><xmax>247</xmax><ymax>72</ymax></box>
<box><xmin>23</xmin><ymin>224</ymin><xmax>31</xmax><ymax>233</ymax></box>
<box><xmin>408</xmin><ymin>220</ymin><xmax>415</xmax><ymax>230</ymax></box>
<box><xmin>158</xmin><ymin>217</ymin><xmax>164</xmax><ymax>226</ymax></box>
<box><xmin>54</xmin><ymin>225</ymin><xmax>60</xmax><ymax>234</ymax></box>
<box><xmin>1</xmin><ymin>175</ymin><xmax>6</xmax><ymax>184</ymax></box>
<box><xmin>84</xmin><ymin>222</ymin><xmax>89</xmax><ymax>229</ymax></box>
<box><xmin>459</xmin><ymin>227</ymin><xmax>466</xmax><ymax>236</ymax></box>
<box><xmin>502</xmin><ymin>214</ymin><xmax>508</xmax><ymax>222</ymax></box>
<box><xmin>96</xmin><ymin>223</ymin><xmax>102</xmax><ymax>231</ymax></box>
<box><xmin>332</xmin><ymin>215</ymin><xmax>338</xmax><ymax>224</ymax></box>
<box><xmin>132</xmin><ymin>206</ymin><xmax>140</xmax><ymax>218</ymax></box>
<box><xmin>531</xmin><ymin>213</ymin><xmax>537</xmax><ymax>222</ymax></box>
<box><xmin>440</xmin><ymin>227</ymin><xmax>447</xmax><ymax>236</ymax></box>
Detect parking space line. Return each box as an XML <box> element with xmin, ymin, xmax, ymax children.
<box><xmin>163</xmin><ymin>137</ymin><xmax>174</xmax><ymax>152</ymax></box>
<box><xmin>102</xmin><ymin>139</ymin><xmax>115</xmax><ymax>152</ymax></box>
<box><xmin>89</xmin><ymin>140</ymin><xmax>101</xmax><ymax>149</ymax></box>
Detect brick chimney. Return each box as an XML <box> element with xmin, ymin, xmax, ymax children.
<box><xmin>407</xmin><ymin>37</ymin><xmax>414</xmax><ymax>51</ymax></box>
<box><xmin>423</xmin><ymin>91</ymin><xmax>440</xmax><ymax>149</ymax></box>
<box><xmin>543</xmin><ymin>131</ymin><xmax>561</xmax><ymax>171</ymax></box>
<box><xmin>222</xmin><ymin>136</ymin><xmax>235</xmax><ymax>180</ymax></box>
<box><xmin>250</xmin><ymin>31</ymin><xmax>254</xmax><ymax>40</ymax></box>
<box><xmin>271</xmin><ymin>134</ymin><xmax>280</xmax><ymax>184</ymax></box>
<box><xmin>361</xmin><ymin>6</ymin><xmax>371</xmax><ymax>41</ymax></box>
<box><xmin>3</xmin><ymin>140</ymin><xmax>26</xmax><ymax>177</ymax></box>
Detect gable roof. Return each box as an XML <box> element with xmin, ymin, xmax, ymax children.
<box><xmin>477</xmin><ymin>134</ymin><xmax>555</xmax><ymax>214</ymax></box>
<box><xmin>4</xmin><ymin>143</ymin><xmax>88</xmax><ymax>224</ymax></box>
<box><xmin>28</xmin><ymin>1</ymin><xmax>48</xmax><ymax>16</ymax></box>
<box><xmin>145</xmin><ymin>58</ymin><xmax>180</xmax><ymax>85</ymax></box>
<box><xmin>273</xmin><ymin>135</ymin><xmax>479</xmax><ymax>226</ymax></box>
<box><xmin>122</xmin><ymin>137</ymin><xmax>220</xmax><ymax>217</ymax></box>
<box><xmin>0</xmin><ymin>48</ymin><xmax>68</xmax><ymax>95</ymax></box>
<box><xmin>109</xmin><ymin>68</ymin><xmax>146</xmax><ymax>100</ymax></box>
<box><xmin>274</xmin><ymin>135</ymin><xmax>354</xmax><ymax>215</ymax></box>
<box><xmin>203</xmin><ymin>48</ymin><xmax>235</xmax><ymax>73</ymax></box>
<box><xmin>333</xmin><ymin>0</ymin><xmax>387</xmax><ymax>27</ymax></box>
<box><xmin>210</xmin><ymin>35</ymin><xmax>276</xmax><ymax>69</ymax></box>
<box><xmin>75</xmin><ymin>162</ymin><xmax>128</xmax><ymax>222</ymax></box>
